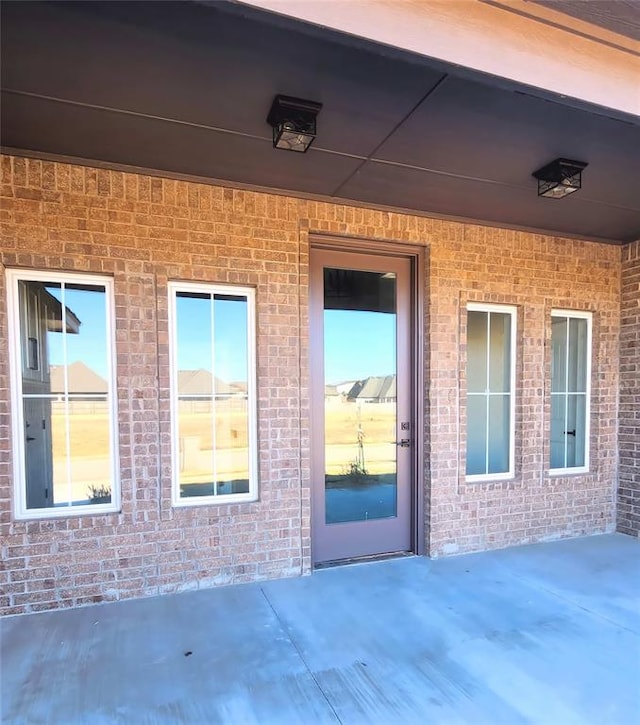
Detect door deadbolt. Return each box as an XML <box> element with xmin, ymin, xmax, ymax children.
<box><xmin>397</xmin><ymin>438</ymin><xmax>411</xmax><ymax>448</ymax></box>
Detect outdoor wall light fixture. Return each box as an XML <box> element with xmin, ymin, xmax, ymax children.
<box><xmin>532</xmin><ymin>158</ymin><xmax>588</xmax><ymax>198</ymax></box>
<box><xmin>267</xmin><ymin>95</ymin><xmax>322</xmax><ymax>153</ymax></box>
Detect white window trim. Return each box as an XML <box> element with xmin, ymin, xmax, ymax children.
<box><xmin>549</xmin><ymin>309</ymin><xmax>592</xmax><ymax>476</ymax></box>
<box><xmin>6</xmin><ymin>269</ymin><xmax>120</xmax><ymax>520</ymax></box>
<box><xmin>168</xmin><ymin>281</ymin><xmax>258</xmax><ymax>507</ymax></box>
<box><xmin>465</xmin><ymin>302</ymin><xmax>517</xmax><ymax>482</ymax></box>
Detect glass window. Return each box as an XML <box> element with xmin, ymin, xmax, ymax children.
<box><xmin>550</xmin><ymin>311</ymin><xmax>591</xmax><ymax>471</ymax></box>
<box><xmin>466</xmin><ymin>304</ymin><xmax>516</xmax><ymax>479</ymax></box>
<box><xmin>169</xmin><ymin>282</ymin><xmax>257</xmax><ymax>505</ymax></box>
<box><xmin>8</xmin><ymin>271</ymin><xmax>118</xmax><ymax>518</ymax></box>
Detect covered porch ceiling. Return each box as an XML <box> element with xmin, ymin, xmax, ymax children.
<box><xmin>1</xmin><ymin>0</ymin><xmax>639</xmax><ymax>244</ymax></box>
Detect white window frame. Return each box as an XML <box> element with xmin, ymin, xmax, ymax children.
<box><xmin>549</xmin><ymin>309</ymin><xmax>592</xmax><ymax>475</ymax></box>
<box><xmin>168</xmin><ymin>281</ymin><xmax>258</xmax><ymax>507</ymax></box>
<box><xmin>6</xmin><ymin>269</ymin><xmax>120</xmax><ymax>520</ymax></box>
<box><xmin>465</xmin><ymin>303</ymin><xmax>517</xmax><ymax>482</ymax></box>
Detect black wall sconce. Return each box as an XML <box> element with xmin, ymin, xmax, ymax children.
<box><xmin>267</xmin><ymin>95</ymin><xmax>322</xmax><ymax>153</ymax></box>
<box><xmin>533</xmin><ymin>158</ymin><xmax>587</xmax><ymax>198</ymax></box>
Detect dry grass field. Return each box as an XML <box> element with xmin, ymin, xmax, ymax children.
<box><xmin>48</xmin><ymin>399</ymin><xmax>397</xmax><ymax>498</ymax></box>
<box><xmin>325</xmin><ymin>400</ymin><xmax>396</xmax><ymax>475</ymax></box>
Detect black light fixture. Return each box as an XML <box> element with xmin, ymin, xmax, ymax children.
<box><xmin>267</xmin><ymin>95</ymin><xmax>322</xmax><ymax>153</ymax></box>
<box><xmin>532</xmin><ymin>158</ymin><xmax>587</xmax><ymax>199</ymax></box>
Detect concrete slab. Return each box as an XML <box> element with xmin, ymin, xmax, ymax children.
<box><xmin>2</xmin><ymin>533</ymin><xmax>639</xmax><ymax>724</ymax></box>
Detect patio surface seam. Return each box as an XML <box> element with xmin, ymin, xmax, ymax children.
<box><xmin>504</xmin><ymin>567</ymin><xmax>640</xmax><ymax>635</ymax></box>
<box><xmin>259</xmin><ymin>585</ymin><xmax>344</xmax><ymax>724</ymax></box>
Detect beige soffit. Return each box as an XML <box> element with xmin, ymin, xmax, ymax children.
<box><xmin>236</xmin><ymin>0</ymin><xmax>640</xmax><ymax>117</ymax></box>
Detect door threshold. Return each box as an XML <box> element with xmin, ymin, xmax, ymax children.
<box><xmin>314</xmin><ymin>550</ymin><xmax>414</xmax><ymax>570</ymax></box>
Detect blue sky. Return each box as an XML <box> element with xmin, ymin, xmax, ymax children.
<box><xmin>46</xmin><ymin>288</ymin><xmax>249</xmax><ymax>383</ymax></box>
<box><xmin>44</xmin><ymin>287</ymin><xmax>394</xmax><ymax>385</ymax></box>
<box><xmin>176</xmin><ymin>294</ymin><xmax>248</xmax><ymax>382</ymax></box>
<box><xmin>324</xmin><ymin>309</ymin><xmax>396</xmax><ymax>384</ymax></box>
<box><xmin>46</xmin><ymin>285</ymin><xmax>108</xmax><ymax>378</ymax></box>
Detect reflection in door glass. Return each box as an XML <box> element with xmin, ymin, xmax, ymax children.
<box><xmin>323</xmin><ymin>268</ymin><xmax>397</xmax><ymax>524</ymax></box>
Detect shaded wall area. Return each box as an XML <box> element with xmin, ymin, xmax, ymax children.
<box><xmin>618</xmin><ymin>240</ymin><xmax>640</xmax><ymax>536</ymax></box>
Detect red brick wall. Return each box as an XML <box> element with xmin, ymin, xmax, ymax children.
<box><xmin>618</xmin><ymin>240</ymin><xmax>640</xmax><ymax>536</ymax></box>
<box><xmin>428</xmin><ymin>228</ymin><xmax>619</xmax><ymax>555</ymax></box>
<box><xmin>0</xmin><ymin>155</ymin><xmax>621</xmax><ymax>615</ymax></box>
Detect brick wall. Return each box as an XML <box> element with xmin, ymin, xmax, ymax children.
<box><xmin>0</xmin><ymin>155</ymin><xmax>621</xmax><ymax>615</ymax></box>
<box><xmin>428</xmin><ymin>228</ymin><xmax>619</xmax><ymax>555</ymax></box>
<box><xmin>618</xmin><ymin>240</ymin><xmax>640</xmax><ymax>536</ymax></box>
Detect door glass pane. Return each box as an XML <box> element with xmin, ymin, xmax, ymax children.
<box><xmin>323</xmin><ymin>268</ymin><xmax>397</xmax><ymax>524</ymax></box>
<box><xmin>466</xmin><ymin>395</ymin><xmax>487</xmax><ymax>475</ymax></box>
<box><xmin>488</xmin><ymin>394</ymin><xmax>510</xmax><ymax>473</ymax></box>
<box><xmin>467</xmin><ymin>311</ymin><xmax>487</xmax><ymax>393</ymax></box>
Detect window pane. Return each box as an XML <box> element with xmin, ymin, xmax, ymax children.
<box><xmin>214</xmin><ymin>397</ymin><xmax>250</xmax><ymax>496</ymax></box>
<box><xmin>214</xmin><ymin>295</ymin><xmax>248</xmax><ymax>390</ymax></box>
<box><xmin>172</xmin><ymin>286</ymin><xmax>255</xmax><ymax>503</ymax></box>
<box><xmin>467</xmin><ymin>311</ymin><xmax>487</xmax><ymax>393</ymax></box>
<box><xmin>18</xmin><ymin>281</ymin><xmax>60</xmax><ymax>393</ymax></box>
<box><xmin>63</xmin><ymin>284</ymin><xmax>108</xmax><ymax>394</ymax></box>
<box><xmin>177</xmin><ymin>401</ymin><xmax>215</xmax><ymax>498</ymax></box>
<box><xmin>489</xmin><ymin>313</ymin><xmax>511</xmax><ymax>393</ymax></box>
<box><xmin>213</xmin><ymin>296</ymin><xmax>250</xmax><ymax>495</ymax></box>
<box><xmin>17</xmin><ymin>277</ymin><xmax>115</xmax><ymax>512</ymax></box>
<box><xmin>550</xmin><ymin>394</ymin><xmax>566</xmax><ymax>469</ymax></box>
<box><xmin>68</xmin><ymin>398</ymin><xmax>111</xmax><ymax>505</ymax></box>
<box><xmin>23</xmin><ymin>398</ymin><xmax>55</xmax><ymax>509</ymax></box>
<box><xmin>176</xmin><ymin>292</ymin><xmax>213</xmax><ymax>395</ymax></box>
<box><xmin>568</xmin><ymin>318</ymin><xmax>588</xmax><ymax>393</ymax></box>
<box><xmin>466</xmin><ymin>395</ymin><xmax>487</xmax><ymax>475</ymax></box>
<box><xmin>566</xmin><ymin>394</ymin><xmax>587</xmax><ymax>468</ymax></box>
<box><xmin>551</xmin><ymin>314</ymin><xmax>590</xmax><ymax>470</ymax></box>
<box><xmin>551</xmin><ymin>317</ymin><xmax>567</xmax><ymax>393</ymax></box>
<box><xmin>488</xmin><ymin>395</ymin><xmax>510</xmax><ymax>474</ymax></box>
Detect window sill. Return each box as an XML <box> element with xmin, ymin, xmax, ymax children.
<box><xmin>465</xmin><ymin>472</ymin><xmax>515</xmax><ymax>484</ymax></box>
<box><xmin>172</xmin><ymin>494</ymin><xmax>259</xmax><ymax>508</ymax></box>
<box><xmin>548</xmin><ymin>467</ymin><xmax>590</xmax><ymax>477</ymax></box>
<box><xmin>14</xmin><ymin>503</ymin><xmax>121</xmax><ymax>521</ymax></box>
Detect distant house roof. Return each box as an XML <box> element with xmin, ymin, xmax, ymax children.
<box><xmin>177</xmin><ymin>369</ymin><xmax>245</xmax><ymax>396</ymax></box>
<box><xmin>31</xmin><ymin>282</ymin><xmax>81</xmax><ymax>334</ymax></box>
<box><xmin>348</xmin><ymin>375</ymin><xmax>396</xmax><ymax>401</ymax></box>
<box><xmin>50</xmin><ymin>362</ymin><xmax>107</xmax><ymax>394</ymax></box>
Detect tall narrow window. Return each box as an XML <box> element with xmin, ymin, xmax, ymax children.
<box><xmin>7</xmin><ymin>270</ymin><xmax>118</xmax><ymax>518</ymax></box>
<box><xmin>466</xmin><ymin>304</ymin><xmax>516</xmax><ymax>479</ymax></box>
<box><xmin>550</xmin><ymin>311</ymin><xmax>591</xmax><ymax>472</ymax></box>
<box><xmin>169</xmin><ymin>282</ymin><xmax>257</xmax><ymax>505</ymax></box>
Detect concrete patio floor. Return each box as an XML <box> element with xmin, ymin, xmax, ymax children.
<box><xmin>2</xmin><ymin>533</ymin><xmax>639</xmax><ymax>724</ymax></box>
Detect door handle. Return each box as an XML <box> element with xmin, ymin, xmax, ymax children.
<box><xmin>26</xmin><ymin>436</ymin><xmax>36</xmax><ymax>442</ymax></box>
<box><xmin>564</xmin><ymin>429</ymin><xmax>576</xmax><ymax>437</ymax></box>
<box><xmin>396</xmin><ymin>439</ymin><xmax>411</xmax><ymax>448</ymax></box>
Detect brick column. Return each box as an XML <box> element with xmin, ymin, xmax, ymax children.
<box><xmin>618</xmin><ymin>240</ymin><xmax>640</xmax><ymax>536</ymax></box>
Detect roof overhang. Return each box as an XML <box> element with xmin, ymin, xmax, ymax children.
<box><xmin>2</xmin><ymin>0</ymin><xmax>639</xmax><ymax>244</ymax></box>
